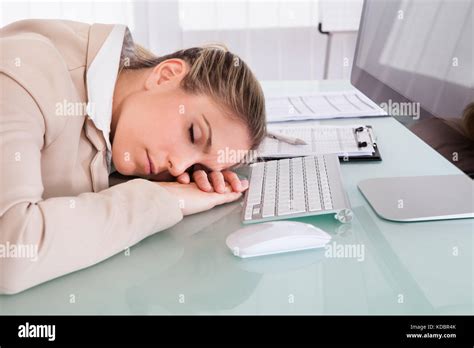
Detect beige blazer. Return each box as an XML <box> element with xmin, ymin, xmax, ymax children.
<box><xmin>0</xmin><ymin>19</ymin><xmax>183</xmax><ymax>294</ymax></box>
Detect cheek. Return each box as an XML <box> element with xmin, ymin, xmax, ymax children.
<box><xmin>125</xmin><ymin>97</ymin><xmax>157</xmax><ymax>141</ymax></box>
<box><xmin>114</xmin><ymin>94</ymin><xmax>153</xmax><ymax>147</ymax></box>
<box><xmin>118</xmin><ymin>93</ymin><xmax>181</xmax><ymax>148</ymax></box>
<box><xmin>111</xmin><ymin>94</ymin><xmax>157</xmax><ymax>173</ymax></box>
<box><xmin>148</xmin><ymin>114</ymin><xmax>189</xmax><ymax>157</ymax></box>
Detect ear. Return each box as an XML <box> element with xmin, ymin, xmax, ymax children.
<box><xmin>144</xmin><ymin>59</ymin><xmax>187</xmax><ymax>90</ymax></box>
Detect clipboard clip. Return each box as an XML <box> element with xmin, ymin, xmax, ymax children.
<box><xmin>354</xmin><ymin>126</ymin><xmax>368</xmax><ymax>148</ymax></box>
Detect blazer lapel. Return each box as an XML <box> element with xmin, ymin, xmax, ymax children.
<box><xmin>86</xmin><ymin>23</ymin><xmax>116</xmax><ymax>72</ymax></box>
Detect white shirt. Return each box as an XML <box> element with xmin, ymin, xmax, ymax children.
<box><xmin>86</xmin><ymin>24</ymin><xmax>129</xmax><ymax>174</ymax></box>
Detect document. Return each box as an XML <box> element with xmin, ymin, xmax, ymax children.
<box><xmin>266</xmin><ymin>90</ymin><xmax>387</xmax><ymax>123</ymax></box>
<box><xmin>258</xmin><ymin>124</ymin><xmax>377</xmax><ymax>158</ymax></box>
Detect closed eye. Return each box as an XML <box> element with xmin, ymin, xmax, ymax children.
<box><xmin>188</xmin><ymin>124</ymin><xmax>195</xmax><ymax>144</ymax></box>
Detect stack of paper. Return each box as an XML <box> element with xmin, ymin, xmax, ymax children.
<box><xmin>266</xmin><ymin>90</ymin><xmax>387</xmax><ymax>123</ymax></box>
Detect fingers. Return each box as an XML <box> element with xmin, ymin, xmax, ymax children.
<box><xmin>212</xmin><ymin>190</ymin><xmax>243</xmax><ymax>206</ymax></box>
<box><xmin>176</xmin><ymin>172</ymin><xmax>190</xmax><ymax>184</ymax></box>
<box><xmin>209</xmin><ymin>171</ymin><xmax>225</xmax><ymax>193</ymax></box>
<box><xmin>192</xmin><ymin>170</ymin><xmax>213</xmax><ymax>192</ymax></box>
<box><xmin>222</xmin><ymin>170</ymin><xmax>248</xmax><ymax>192</ymax></box>
<box><xmin>190</xmin><ymin>168</ymin><xmax>248</xmax><ymax>194</ymax></box>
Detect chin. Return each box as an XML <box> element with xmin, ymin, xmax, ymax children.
<box><xmin>112</xmin><ymin>159</ymin><xmax>135</xmax><ymax>176</ymax></box>
<box><xmin>111</xmin><ymin>145</ymin><xmax>139</xmax><ymax>176</ymax></box>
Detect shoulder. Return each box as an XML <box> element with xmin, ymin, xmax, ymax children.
<box><xmin>1</xmin><ymin>19</ymin><xmax>90</xmax><ymax>70</ymax></box>
<box><xmin>0</xmin><ymin>20</ymin><xmax>93</xmax><ymax>145</ymax></box>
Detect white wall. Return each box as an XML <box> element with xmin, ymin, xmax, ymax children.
<box><xmin>0</xmin><ymin>0</ymin><xmax>363</xmax><ymax>80</ymax></box>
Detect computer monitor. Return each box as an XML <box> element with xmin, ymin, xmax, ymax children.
<box><xmin>351</xmin><ymin>0</ymin><xmax>473</xmax><ymax>176</ymax></box>
<box><xmin>351</xmin><ymin>0</ymin><xmax>474</xmax><ymax>222</ymax></box>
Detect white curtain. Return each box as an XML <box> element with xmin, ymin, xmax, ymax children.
<box><xmin>0</xmin><ymin>0</ymin><xmax>363</xmax><ymax>80</ymax></box>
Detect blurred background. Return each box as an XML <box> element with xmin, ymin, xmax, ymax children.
<box><xmin>0</xmin><ymin>0</ymin><xmax>364</xmax><ymax>80</ymax></box>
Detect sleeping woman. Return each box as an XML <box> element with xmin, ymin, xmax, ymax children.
<box><xmin>0</xmin><ymin>19</ymin><xmax>266</xmax><ymax>294</ymax></box>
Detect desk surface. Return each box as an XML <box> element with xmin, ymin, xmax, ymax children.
<box><xmin>1</xmin><ymin>80</ymin><xmax>472</xmax><ymax>315</ymax></box>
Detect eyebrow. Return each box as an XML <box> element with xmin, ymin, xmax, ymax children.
<box><xmin>201</xmin><ymin>113</ymin><xmax>212</xmax><ymax>153</ymax></box>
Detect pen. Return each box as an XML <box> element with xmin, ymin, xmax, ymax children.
<box><xmin>267</xmin><ymin>131</ymin><xmax>308</xmax><ymax>145</ymax></box>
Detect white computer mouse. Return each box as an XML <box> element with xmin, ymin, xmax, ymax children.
<box><xmin>226</xmin><ymin>221</ymin><xmax>331</xmax><ymax>258</ymax></box>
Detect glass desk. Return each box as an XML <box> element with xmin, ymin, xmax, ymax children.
<box><xmin>1</xmin><ymin>80</ymin><xmax>472</xmax><ymax>315</ymax></box>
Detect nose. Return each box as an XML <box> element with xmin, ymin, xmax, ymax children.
<box><xmin>167</xmin><ymin>156</ymin><xmax>196</xmax><ymax>177</ymax></box>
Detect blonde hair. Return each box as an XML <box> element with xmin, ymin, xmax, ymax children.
<box><xmin>122</xmin><ymin>43</ymin><xmax>267</xmax><ymax>149</ymax></box>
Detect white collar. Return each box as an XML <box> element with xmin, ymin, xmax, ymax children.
<box><xmin>86</xmin><ymin>24</ymin><xmax>127</xmax><ymax>174</ymax></box>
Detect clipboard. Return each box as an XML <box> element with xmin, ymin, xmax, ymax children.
<box><xmin>258</xmin><ymin>124</ymin><xmax>382</xmax><ymax>162</ymax></box>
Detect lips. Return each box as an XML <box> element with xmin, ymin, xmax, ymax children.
<box><xmin>146</xmin><ymin>151</ymin><xmax>156</xmax><ymax>175</ymax></box>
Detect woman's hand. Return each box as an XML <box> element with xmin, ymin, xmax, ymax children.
<box><xmin>176</xmin><ymin>169</ymin><xmax>249</xmax><ymax>193</ymax></box>
<box><xmin>156</xmin><ymin>181</ymin><xmax>244</xmax><ymax>216</ymax></box>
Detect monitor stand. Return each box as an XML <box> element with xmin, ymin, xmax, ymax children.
<box><xmin>358</xmin><ymin>175</ymin><xmax>474</xmax><ymax>222</ymax></box>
